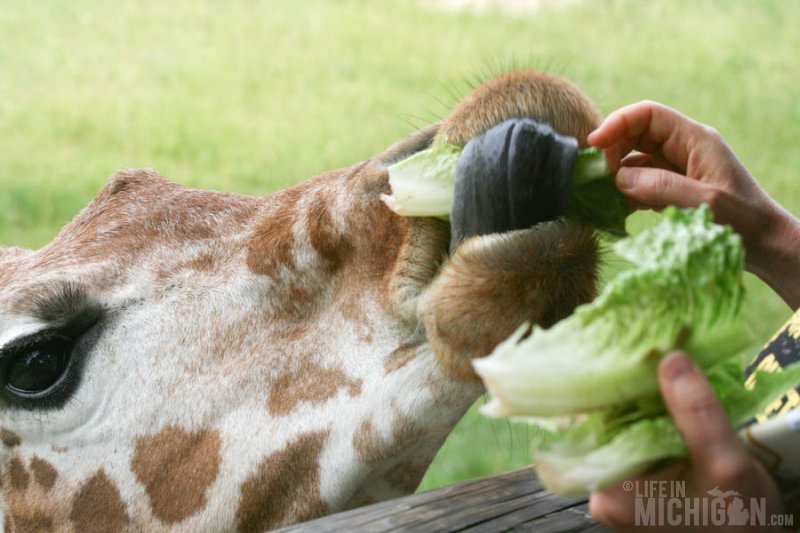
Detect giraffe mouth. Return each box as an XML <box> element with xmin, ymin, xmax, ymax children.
<box><xmin>450</xmin><ymin>118</ymin><xmax>578</xmax><ymax>247</ymax></box>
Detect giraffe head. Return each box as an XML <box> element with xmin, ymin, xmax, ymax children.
<box><xmin>0</xmin><ymin>71</ymin><xmax>601</xmax><ymax>531</ymax></box>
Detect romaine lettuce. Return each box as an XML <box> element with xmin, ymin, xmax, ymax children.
<box><xmin>474</xmin><ymin>206</ymin><xmax>746</xmax><ymax>418</ymax></box>
<box><xmin>472</xmin><ymin>205</ymin><xmax>800</xmax><ymax>494</ymax></box>
<box><xmin>380</xmin><ymin>137</ymin><xmax>462</xmax><ymax>219</ymax></box>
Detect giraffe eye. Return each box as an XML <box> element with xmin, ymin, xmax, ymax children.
<box><xmin>4</xmin><ymin>332</ymin><xmax>72</xmax><ymax>395</ymax></box>
<box><xmin>0</xmin><ymin>300</ymin><xmax>104</xmax><ymax>409</ymax></box>
<box><xmin>0</xmin><ymin>329</ymin><xmax>84</xmax><ymax>408</ymax></box>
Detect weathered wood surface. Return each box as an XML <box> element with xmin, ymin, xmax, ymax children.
<box><xmin>278</xmin><ymin>466</ymin><xmax>608</xmax><ymax>532</ymax></box>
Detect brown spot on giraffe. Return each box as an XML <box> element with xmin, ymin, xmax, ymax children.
<box><xmin>246</xmin><ymin>186</ymin><xmax>304</xmax><ymax>278</ymax></box>
<box><xmin>1</xmin><ymin>428</ymin><xmax>21</xmax><ymax>447</ymax></box>
<box><xmin>236</xmin><ymin>430</ymin><xmax>329</xmax><ymax>532</ymax></box>
<box><xmin>345</xmin><ymin>492</ymin><xmax>377</xmax><ymax>509</ymax></box>
<box><xmin>7</xmin><ymin>457</ymin><xmax>30</xmax><ymax>491</ymax></box>
<box><xmin>130</xmin><ymin>426</ymin><xmax>221</xmax><ymax>524</ymax></box>
<box><xmin>268</xmin><ymin>360</ymin><xmax>362</xmax><ymax>417</ymax></box>
<box><xmin>384</xmin><ymin>459</ymin><xmax>430</xmax><ymax>493</ymax></box>
<box><xmin>340</xmin><ymin>162</ymin><xmax>412</xmax><ymax>291</ymax></box>
<box><xmin>383</xmin><ymin>342</ymin><xmax>423</xmax><ymax>375</ymax></box>
<box><xmin>157</xmin><ymin>250</ymin><xmax>221</xmax><ymax>281</ymax></box>
<box><xmin>353</xmin><ymin>411</ymin><xmax>425</xmax><ymax>465</ymax></box>
<box><xmin>278</xmin><ymin>282</ymin><xmax>319</xmax><ymax>321</ymax></box>
<box><xmin>2</xmin><ymin>454</ymin><xmax>71</xmax><ymax>532</ymax></box>
<box><xmin>70</xmin><ymin>469</ymin><xmax>129</xmax><ymax>533</ymax></box>
<box><xmin>352</xmin><ymin>421</ymin><xmax>383</xmax><ymax>465</ymax></box>
<box><xmin>29</xmin><ymin>457</ymin><xmax>58</xmax><ymax>492</ymax></box>
<box><xmin>184</xmin><ymin>251</ymin><xmax>217</xmax><ymax>273</ymax></box>
<box><xmin>306</xmin><ymin>184</ymin><xmax>354</xmax><ymax>275</ymax></box>
<box><xmin>9</xmin><ymin>512</ymin><xmax>53</xmax><ymax>533</ymax></box>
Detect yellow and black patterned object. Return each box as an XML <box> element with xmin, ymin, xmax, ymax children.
<box><xmin>744</xmin><ymin>310</ymin><xmax>800</xmax><ymax>524</ymax></box>
<box><xmin>743</xmin><ymin>309</ymin><xmax>800</xmax><ymax>523</ymax></box>
<box><xmin>745</xmin><ymin>309</ymin><xmax>800</xmax><ymax>423</ymax></box>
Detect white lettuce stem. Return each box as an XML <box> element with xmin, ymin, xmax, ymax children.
<box><xmin>381</xmin><ymin>141</ymin><xmax>611</xmax><ymax>220</ymax></box>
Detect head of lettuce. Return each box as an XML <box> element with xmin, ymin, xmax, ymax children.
<box><xmin>473</xmin><ymin>205</ymin><xmax>800</xmax><ymax>495</ymax></box>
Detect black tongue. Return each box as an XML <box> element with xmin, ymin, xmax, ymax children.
<box><xmin>450</xmin><ymin>118</ymin><xmax>578</xmax><ymax>246</ymax></box>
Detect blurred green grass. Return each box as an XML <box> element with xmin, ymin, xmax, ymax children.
<box><xmin>1</xmin><ymin>0</ymin><xmax>798</xmax><ymax>492</ymax></box>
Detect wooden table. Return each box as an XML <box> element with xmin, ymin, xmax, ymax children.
<box><xmin>279</xmin><ymin>466</ymin><xmax>608</xmax><ymax>532</ymax></box>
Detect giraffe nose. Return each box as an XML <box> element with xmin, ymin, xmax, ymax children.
<box><xmin>450</xmin><ymin>118</ymin><xmax>578</xmax><ymax>246</ymax></box>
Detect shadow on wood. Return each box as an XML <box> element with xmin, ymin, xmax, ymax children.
<box><xmin>278</xmin><ymin>466</ymin><xmax>608</xmax><ymax>532</ymax></box>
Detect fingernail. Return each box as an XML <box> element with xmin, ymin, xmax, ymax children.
<box><xmin>616</xmin><ymin>168</ymin><xmax>636</xmax><ymax>190</ymax></box>
<box><xmin>662</xmin><ymin>353</ymin><xmax>695</xmax><ymax>383</ymax></box>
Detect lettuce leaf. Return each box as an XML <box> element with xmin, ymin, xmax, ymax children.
<box><xmin>474</xmin><ymin>206</ymin><xmax>746</xmax><ymax>418</ymax></box>
<box><xmin>472</xmin><ymin>206</ymin><xmax>800</xmax><ymax>495</ymax></box>
<box><xmin>568</xmin><ymin>147</ymin><xmax>629</xmax><ymax>236</ymax></box>
<box><xmin>534</xmin><ymin>415</ymin><xmax>686</xmax><ymax>495</ymax></box>
<box><xmin>525</xmin><ymin>359</ymin><xmax>800</xmax><ymax>495</ymax></box>
<box><xmin>380</xmin><ymin>137</ymin><xmax>462</xmax><ymax>219</ymax></box>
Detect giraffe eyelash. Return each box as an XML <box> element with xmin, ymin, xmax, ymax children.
<box><xmin>25</xmin><ymin>283</ymin><xmax>98</xmax><ymax>326</ymax></box>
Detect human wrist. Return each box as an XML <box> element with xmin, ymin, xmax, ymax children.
<box><xmin>747</xmin><ymin>202</ymin><xmax>800</xmax><ymax>310</ymax></box>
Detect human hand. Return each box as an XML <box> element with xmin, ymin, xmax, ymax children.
<box><xmin>588</xmin><ymin>101</ymin><xmax>800</xmax><ymax>310</ymax></box>
<box><xmin>589</xmin><ymin>352</ymin><xmax>786</xmax><ymax>532</ymax></box>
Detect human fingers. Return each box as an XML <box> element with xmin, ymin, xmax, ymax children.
<box><xmin>589</xmin><ymin>463</ymin><xmax>687</xmax><ymax>529</ymax></box>
<box><xmin>620</xmin><ymin>152</ymin><xmax>651</xmax><ymax>168</ymax></box>
<box><xmin>589</xmin><ymin>101</ymin><xmax>701</xmax><ymax>175</ymax></box>
<box><xmin>620</xmin><ymin>151</ymin><xmax>681</xmax><ymax>174</ymax></box>
<box><xmin>615</xmin><ymin>166</ymin><xmax>717</xmax><ymax>211</ymax></box>
<box><xmin>589</xmin><ymin>487</ymin><xmax>637</xmax><ymax>530</ymax></box>
<box><xmin>615</xmin><ymin>163</ymin><xmax>762</xmax><ymax>231</ymax></box>
<box><xmin>588</xmin><ymin>101</ymin><xmax>687</xmax><ymax>149</ymax></box>
<box><xmin>658</xmin><ymin>353</ymin><xmax>743</xmax><ymax>467</ymax></box>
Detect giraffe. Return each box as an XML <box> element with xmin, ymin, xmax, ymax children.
<box><xmin>0</xmin><ymin>70</ymin><xmax>601</xmax><ymax>532</ymax></box>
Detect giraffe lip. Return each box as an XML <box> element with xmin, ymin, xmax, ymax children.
<box><xmin>450</xmin><ymin>118</ymin><xmax>578</xmax><ymax>246</ymax></box>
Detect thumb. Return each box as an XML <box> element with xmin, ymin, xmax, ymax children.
<box><xmin>658</xmin><ymin>352</ymin><xmax>741</xmax><ymax>466</ymax></box>
<box><xmin>616</xmin><ymin>166</ymin><xmax>713</xmax><ymax>210</ymax></box>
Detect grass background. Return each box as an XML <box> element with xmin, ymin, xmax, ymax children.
<box><xmin>1</xmin><ymin>0</ymin><xmax>798</xmax><ymax>491</ymax></box>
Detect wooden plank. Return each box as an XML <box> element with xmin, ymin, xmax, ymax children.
<box><xmin>278</xmin><ymin>466</ymin><xmax>604</xmax><ymax>532</ymax></box>
<box><xmin>459</xmin><ymin>501</ymin><xmax>605</xmax><ymax>533</ymax></box>
<box><xmin>281</xmin><ymin>467</ymin><xmax>542</xmax><ymax>532</ymax></box>
<box><xmin>503</xmin><ymin>503</ymin><xmax>610</xmax><ymax>533</ymax></box>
